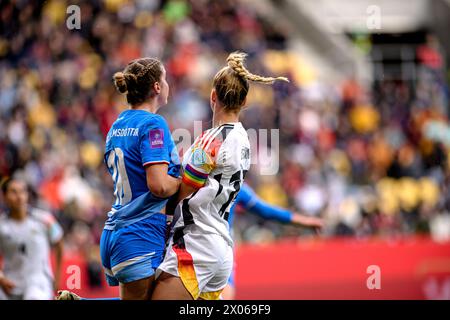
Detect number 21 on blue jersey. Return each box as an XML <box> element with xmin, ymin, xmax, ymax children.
<box><xmin>106</xmin><ymin>148</ymin><xmax>132</xmax><ymax>207</ymax></box>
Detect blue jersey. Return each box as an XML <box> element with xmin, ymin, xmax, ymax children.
<box><xmin>229</xmin><ymin>183</ymin><xmax>293</xmax><ymax>229</ymax></box>
<box><xmin>103</xmin><ymin>109</ymin><xmax>180</xmax><ymax>230</ymax></box>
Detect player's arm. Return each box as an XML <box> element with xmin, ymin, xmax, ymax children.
<box><xmin>43</xmin><ymin>212</ymin><xmax>65</xmax><ymax>292</ymax></box>
<box><xmin>290</xmin><ymin>212</ymin><xmax>324</xmax><ymax>230</ymax></box>
<box><xmin>145</xmin><ymin>163</ymin><xmax>181</xmax><ymax>198</ymax></box>
<box><xmin>141</xmin><ymin>117</ymin><xmax>182</xmax><ymax>198</ymax></box>
<box><xmin>166</xmin><ymin>142</ymin><xmax>216</xmax><ymax>214</ymax></box>
<box><xmin>176</xmin><ymin>181</ymin><xmax>199</xmax><ymax>204</ymax></box>
<box><xmin>239</xmin><ymin>185</ymin><xmax>324</xmax><ymax>230</ymax></box>
<box><xmin>52</xmin><ymin>239</ymin><xmax>64</xmax><ymax>292</ymax></box>
<box><xmin>164</xmin><ymin>181</ymin><xmax>198</xmax><ymax>216</ymax></box>
<box><xmin>251</xmin><ymin>201</ymin><xmax>323</xmax><ymax>229</ymax></box>
<box><xmin>238</xmin><ymin>185</ymin><xmax>292</xmax><ymax>222</ymax></box>
<box><xmin>165</xmin><ymin>168</ymin><xmax>207</xmax><ymax>215</ymax></box>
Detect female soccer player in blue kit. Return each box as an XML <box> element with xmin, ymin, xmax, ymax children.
<box><xmin>99</xmin><ymin>58</ymin><xmax>181</xmax><ymax>300</ymax></box>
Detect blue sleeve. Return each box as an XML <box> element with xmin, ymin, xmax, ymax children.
<box><xmin>167</xmin><ymin>136</ymin><xmax>181</xmax><ymax>178</ymax></box>
<box><xmin>140</xmin><ymin>115</ymin><xmax>171</xmax><ymax>166</ymax></box>
<box><xmin>236</xmin><ymin>184</ymin><xmax>293</xmax><ymax>223</ymax></box>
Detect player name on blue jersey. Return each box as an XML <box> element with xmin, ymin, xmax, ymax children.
<box><xmin>106</xmin><ymin>127</ymin><xmax>139</xmax><ymax>143</ymax></box>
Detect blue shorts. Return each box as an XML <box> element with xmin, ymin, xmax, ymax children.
<box><xmin>100</xmin><ymin>213</ymin><xmax>167</xmax><ymax>286</ymax></box>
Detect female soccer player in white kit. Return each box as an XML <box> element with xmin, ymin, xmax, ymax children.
<box><xmin>0</xmin><ymin>178</ymin><xmax>64</xmax><ymax>300</ymax></box>
<box><xmin>152</xmin><ymin>52</ymin><xmax>289</xmax><ymax>300</ymax></box>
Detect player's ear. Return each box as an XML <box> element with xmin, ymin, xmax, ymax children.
<box><xmin>211</xmin><ymin>88</ymin><xmax>217</xmax><ymax>103</ymax></box>
<box><xmin>153</xmin><ymin>82</ymin><xmax>161</xmax><ymax>95</ymax></box>
<box><xmin>210</xmin><ymin>89</ymin><xmax>217</xmax><ymax>111</ymax></box>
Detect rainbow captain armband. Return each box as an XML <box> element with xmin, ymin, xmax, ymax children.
<box><xmin>182</xmin><ymin>142</ymin><xmax>217</xmax><ymax>188</ymax></box>
<box><xmin>182</xmin><ymin>164</ymin><xmax>209</xmax><ymax>189</ymax></box>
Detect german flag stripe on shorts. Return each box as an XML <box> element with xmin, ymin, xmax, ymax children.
<box><xmin>172</xmin><ymin>242</ymin><xmax>200</xmax><ymax>299</ymax></box>
<box><xmin>172</xmin><ymin>239</ymin><xmax>222</xmax><ymax>300</ymax></box>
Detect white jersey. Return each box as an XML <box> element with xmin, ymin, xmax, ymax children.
<box><xmin>175</xmin><ymin>122</ymin><xmax>251</xmax><ymax>246</ymax></box>
<box><xmin>0</xmin><ymin>207</ymin><xmax>63</xmax><ymax>300</ymax></box>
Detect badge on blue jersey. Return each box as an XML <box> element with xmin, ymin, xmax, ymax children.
<box><xmin>149</xmin><ymin>129</ymin><xmax>164</xmax><ymax>148</ymax></box>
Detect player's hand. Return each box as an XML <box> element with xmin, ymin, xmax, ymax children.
<box><xmin>55</xmin><ymin>290</ymin><xmax>81</xmax><ymax>300</ymax></box>
<box><xmin>0</xmin><ymin>275</ymin><xmax>16</xmax><ymax>296</ymax></box>
<box><xmin>291</xmin><ymin>213</ymin><xmax>324</xmax><ymax>233</ymax></box>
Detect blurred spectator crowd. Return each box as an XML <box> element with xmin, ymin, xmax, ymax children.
<box><xmin>1</xmin><ymin>0</ymin><xmax>450</xmax><ymax>272</ymax></box>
